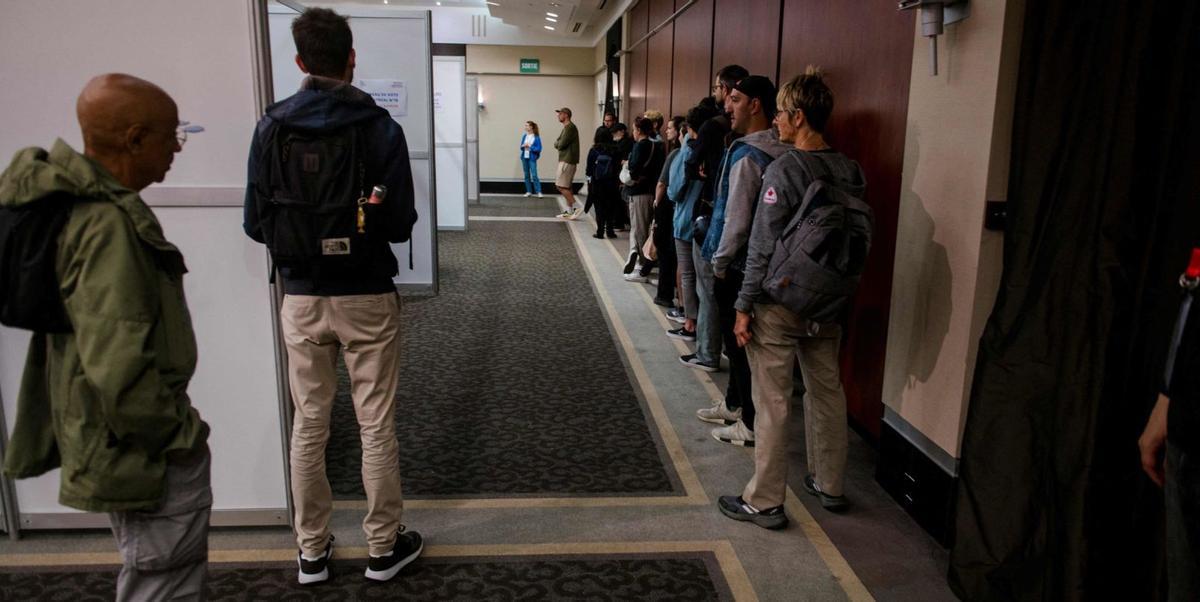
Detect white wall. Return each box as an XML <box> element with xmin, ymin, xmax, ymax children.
<box><xmin>477</xmin><ymin>75</ymin><xmax>596</xmax><ymax>182</ymax></box>
<box><xmin>434</xmin><ymin>57</ymin><xmax>467</xmax><ymax>229</ymax></box>
<box><xmin>882</xmin><ymin>0</ymin><xmax>1026</xmax><ymax>462</ymax></box>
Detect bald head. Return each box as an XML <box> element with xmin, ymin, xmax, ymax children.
<box><xmin>76</xmin><ymin>74</ymin><xmax>181</xmax><ymax>190</ymax></box>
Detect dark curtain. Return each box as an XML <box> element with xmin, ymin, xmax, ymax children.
<box><xmin>950</xmin><ymin>2</ymin><xmax>1200</xmax><ymax>600</ymax></box>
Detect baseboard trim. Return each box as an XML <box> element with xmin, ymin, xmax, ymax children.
<box><xmin>875</xmin><ymin>411</ymin><xmax>958</xmax><ymax>547</ymax></box>
<box><xmin>480</xmin><ymin>180</ymin><xmax>583</xmax><ymax>195</ymax></box>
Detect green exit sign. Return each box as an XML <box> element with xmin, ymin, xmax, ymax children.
<box><xmin>519</xmin><ymin>58</ymin><xmax>540</xmax><ymax>73</ymax></box>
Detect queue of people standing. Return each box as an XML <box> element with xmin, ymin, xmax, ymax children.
<box><xmin>580</xmin><ymin>64</ymin><xmax>870</xmax><ymax>529</ymax></box>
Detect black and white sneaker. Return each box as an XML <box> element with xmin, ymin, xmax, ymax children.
<box><xmin>667</xmin><ymin>307</ymin><xmax>687</xmax><ymax>324</ymax></box>
<box><xmin>666</xmin><ymin>327</ymin><xmax>697</xmax><ymax>341</ymax></box>
<box><xmin>718</xmin><ymin>495</ymin><xmax>788</xmax><ymax>530</ymax></box>
<box><xmin>364</xmin><ymin>528</ymin><xmax>424</xmax><ymax>582</ymax></box>
<box><xmin>623</xmin><ymin>251</ymin><xmax>638</xmax><ymax>274</ymax></box>
<box><xmin>680</xmin><ymin>353</ymin><xmax>719</xmax><ymax>372</ymax></box>
<box><xmin>297</xmin><ymin>536</ymin><xmax>334</xmax><ymax>585</ymax></box>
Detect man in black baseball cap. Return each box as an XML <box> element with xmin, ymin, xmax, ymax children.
<box><xmin>694</xmin><ymin>73</ymin><xmax>791</xmax><ymax>450</ymax></box>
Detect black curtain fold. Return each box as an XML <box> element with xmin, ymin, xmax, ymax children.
<box><xmin>950</xmin><ymin>1</ymin><xmax>1200</xmax><ymax>600</ymax></box>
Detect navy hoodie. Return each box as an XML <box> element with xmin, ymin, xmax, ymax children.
<box><xmin>244</xmin><ymin>76</ymin><xmax>417</xmax><ymax>295</ymax></box>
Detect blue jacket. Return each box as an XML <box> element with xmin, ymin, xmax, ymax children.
<box><xmin>700</xmin><ymin>138</ymin><xmax>777</xmax><ymax>263</ymax></box>
<box><xmin>244</xmin><ymin>76</ymin><xmax>417</xmax><ymax>295</ymax></box>
<box><xmin>519</xmin><ymin>134</ymin><xmax>542</xmax><ymax>160</ymax></box>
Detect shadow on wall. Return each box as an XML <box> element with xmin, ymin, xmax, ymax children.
<box><xmin>883</xmin><ymin>126</ymin><xmax>953</xmax><ymax>408</ymax></box>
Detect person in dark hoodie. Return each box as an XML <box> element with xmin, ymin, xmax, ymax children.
<box><xmin>698</xmin><ymin>75</ymin><xmax>792</xmax><ymax>449</ymax></box>
<box><xmin>243</xmin><ymin>7</ymin><xmax>421</xmax><ymax>585</ymax></box>
<box><xmin>720</xmin><ymin>67</ymin><xmax>867</xmax><ymax>529</ymax></box>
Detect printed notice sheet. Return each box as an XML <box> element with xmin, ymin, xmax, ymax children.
<box><xmin>358</xmin><ymin>79</ymin><xmax>408</xmax><ymax>118</ymax></box>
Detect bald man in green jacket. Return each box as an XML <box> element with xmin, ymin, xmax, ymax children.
<box><xmin>0</xmin><ymin>74</ymin><xmax>210</xmax><ymax>601</ymax></box>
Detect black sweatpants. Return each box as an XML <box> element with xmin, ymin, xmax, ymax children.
<box><xmin>714</xmin><ymin>268</ymin><xmax>755</xmax><ymax>429</ymax></box>
<box><xmin>653</xmin><ymin>199</ymin><xmax>677</xmax><ymax>304</ymax></box>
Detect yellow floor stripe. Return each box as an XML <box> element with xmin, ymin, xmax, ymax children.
<box><xmin>4</xmin><ymin>541</ymin><xmax>757</xmax><ymax>601</ymax></box>
<box><xmin>564</xmin><ymin>219</ymin><xmax>709</xmax><ymax>505</ymax></box>
<box><xmin>579</xmin><ymin>211</ymin><xmax>873</xmax><ymax>601</ymax></box>
<box><xmin>331</xmin><ymin>495</ymin><xmax>699</xmax><ymax>511</ymax></box>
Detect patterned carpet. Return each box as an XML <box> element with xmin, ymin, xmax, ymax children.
<box><xmin>468</xmin><ymin>195</ymin><xmax>560</xmax><ymax>217</ymax></box>
<box><xmin>0</xmin><ymin>553</ymin><xmax>729</xmax><ymax>601</ymax></box>
<box><xmin>326</xmin><ymin>219</ymin><xmax>679</xmax><ymax>498</ymax></box>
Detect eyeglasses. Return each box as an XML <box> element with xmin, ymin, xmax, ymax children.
<box><xmin>175</xmin><ymin>121</ymin><xmax>205</xmax><ymax>147</ymax></box>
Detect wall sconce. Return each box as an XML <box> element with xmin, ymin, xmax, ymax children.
<box><xmin>477</xmin><ymin>86</ymin><xmax>486</xmax><ymax>112</ymax></box>
<box><xmin>898</xmin><ymin>0</ymin><xmax>969</xmax><ymax>76</ymax></box>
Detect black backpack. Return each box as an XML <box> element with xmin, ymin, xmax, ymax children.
<box><xmin>593</xmin><ymin>151</ymin><xmax>616</xmax><ymax>182</ymax></box>
<box><xmin>255</xmin><ymin>123</ymin><xmax>371</xmax><ymax>278</ymax></box>
<box><xmin>0</xmin><ymin>194</ymin><xmax>73</xmax><ymax>332</ymax></box>
<box><xmin>762</xmin><ymin>151</ymin><xmax>872</xmax><ymax>324</ymax></box>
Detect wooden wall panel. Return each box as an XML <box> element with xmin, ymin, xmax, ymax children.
<box><xmin>644</xmin><ymin>0</ymin><xmax>675</xmax><ymax>116</ymax></box>
<box><xmin>669</xmin><ymin>0</ymin><xmax>713</xmax><ymax>116</ymax></box>
<box><xmin>626</xmin><ymin>0</ymin><xmax>650</xmax><ymax>119</ymax></box>
<box><xmin>712</xmin><ymin>0</ymin><xmax>781</xmax><ymax>81</ymax></box>
<box><xmin>780</xmin><ymin>0</ymin><xmax>915</xmax><ymax>437</ymax></box>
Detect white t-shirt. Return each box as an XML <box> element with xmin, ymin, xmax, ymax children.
<box><xmin>522</xmin><ymin>133</ymin><xmax>535</xmax><ymax>159</ymax></box>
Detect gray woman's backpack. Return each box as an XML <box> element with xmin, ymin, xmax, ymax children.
<box><xmin>762</xmin><ymin>151</ymin><xmax>872</xmax><ymax>324</ymax></box>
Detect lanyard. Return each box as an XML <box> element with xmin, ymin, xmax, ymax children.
<box><xmin>1164</xmin><ymin>248</ymin><xmax>1200</xmax><ymax>389</ymax></box>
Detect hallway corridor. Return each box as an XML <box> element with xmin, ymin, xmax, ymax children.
<box><xmin>0</xmin><ymin>195</ymin><xmax>952</xmax><ymax>601</ymax></box>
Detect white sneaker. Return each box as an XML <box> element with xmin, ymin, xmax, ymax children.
<box><xmin>696</xmin><ymin>398</ymin><xmax>741</xmax><ymax>424</ymax></box>
<box><xmin>712</xmin><ymin>420</ymin><xmax>755</xmax><ymax>447</ymax></box>
<box><xmin>556</xmin><ymin>209</ymin><xmax>574</xmax><ymax>219</ymax></box>
<box><xmin>524</xmin><ymin>192</ymin><xmax>531</xmax><ymax>197</ymax></box>
<box><xmin>537</xmin><ymin>192</ymin><xmax>544</xmax><ymax>198</ymax></box>
<box><xmin>568</xmin><ymin>207</ymin><xmax>582</xmax><ymax>220</ymax></box>
<box><xmin>624</xmin><ymin>272</ymin><xmax>648</xmax><ymax>283</ymax></box>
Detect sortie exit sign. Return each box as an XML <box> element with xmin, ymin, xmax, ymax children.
<box><xmin>519</xmin><ymin>58</ymin><xmax>540</xmax><ymax>73</ymax></box>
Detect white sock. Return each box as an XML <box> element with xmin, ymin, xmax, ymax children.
<box><xmin>370</xmin><ymin>550</ymin><xmax>394</xmax><ymax>559</ymax></box>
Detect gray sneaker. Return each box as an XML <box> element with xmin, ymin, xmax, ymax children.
<box><xmin>712</xmin><ymin>420</ymin><xmax>755</xmax><ymax>447</ymax></box>
<box><xmin>696</xmin><ymin>399</ymin><xmax>741</xmax><ymax>425</ymax></box>
<box><xmin>802</xmin><ymin>474</ymin><xmax>849</xmax><ymax>512</ymax></box>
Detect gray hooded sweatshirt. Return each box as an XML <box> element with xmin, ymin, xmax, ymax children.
<box><xmin>711</xmin><ymin>127</ymin><xmax>793</xmax><ymax>277</ymax></box>
<box><xmin>736</xmin><ymin>148</ymin><xmax>867</xmax><ymax>315</ymax></box>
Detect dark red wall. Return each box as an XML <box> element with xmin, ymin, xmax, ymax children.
<box><xmin>779</xmin><ymin>0</ymin><xmax>914</xmax><ymax>437</ymax></box>
<box><xmin>712</xmin><ymin>0</ymin><xmax>781</xmax><ymax>82</ymax></box>
<box><xmin>626</xmin><ymin>0</ymin><xmax>649</xmax><ymax>118</ymax></box>
<box><xmin>668</xmin><ymin>0</ymin><xmax>713</xmax><ymax>116</ymax></box>
<box><xmin>645</xmin><ymin>0</ymin><xmax>675</xmax><ymax>116</ymax></box>
<box><xmin>623</xmin><ymin>0</ymin><xmax>915</xmax><ymax>438</ymax></box>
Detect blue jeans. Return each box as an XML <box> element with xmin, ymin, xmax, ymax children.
<box><xmin>521</xmin><ymin>157</ymin><xmax>541</xmax><ymax>194</ymax></box>
<box><xmin>692</xmin><ymin>242</ymin><xmax>722</xmax><ymax>366</ymax></box>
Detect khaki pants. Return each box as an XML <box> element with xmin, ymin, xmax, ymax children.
<box><xmin>109</xmin><ymin>445</ymin><xmax>212</xmax><ymax>602</ymax></box>
<box><xmin>280</xmin><ymin>293</ymin><xmax>404</xmax><ymax>557</ymax></box>
<box><xmin>743</xmin><ymin>303</ymin><xmax>848</xmax><ymax>508</ymax></box>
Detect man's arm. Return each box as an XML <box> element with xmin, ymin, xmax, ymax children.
<box><xmin>61</xmin><ymin>206</ymin><xmax>189</xmax><ymax>456</ymax></box>
<box><xmin>377</xmin><ymin>120</ymin><xmax>417</xmax><ymax>243</ymax></box>
<box><xmin>713</xmin><ymin>159</ymin><xmax>765</xmax><ymax>277</ymax></box>
<box><xmin>1139</xmin><ymin>393</ymin><xmax>1170</xmax><ymax>487</ymax></box>
<box><xmin>243</xmin><ymin>123</ymin><xmax>267</xmax><ymax>243</ymax></box>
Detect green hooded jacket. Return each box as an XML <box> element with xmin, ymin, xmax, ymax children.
<box><xmin>0</xmin><ymin>140</ymin><xmax>207</xmax><ymax>512</ymax></box>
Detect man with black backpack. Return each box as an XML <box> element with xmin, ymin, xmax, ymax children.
<box><xmin>719</xmin><ymin>67</ymin><xmax>870</xmax><ymax>529</ymax></box>
<box><xmin>243</xmin><ymin>7</ymin><xmax>421</xmax><ymax>585</ymax></box>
